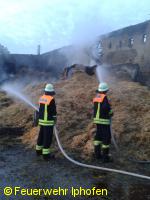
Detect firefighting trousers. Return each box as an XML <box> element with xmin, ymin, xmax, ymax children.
<box><xmin>94</xmin><ymin>124</ymin><xmax>111</xmax><ymax>159</ymax></box>
<box><xmin>36</xmin><ymin>126</ymin><xmax>53</xmax><ymax>156</ymax></box>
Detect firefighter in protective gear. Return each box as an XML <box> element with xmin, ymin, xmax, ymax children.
<box><xmin>36</xmin><ymin>83</ymin><xmax>57</xmax><ymax>161</ymax></box>
<box><xmin>93</xmin><ymin>82</ymin><xmax>113</xmax><ymax>162</ymax></box>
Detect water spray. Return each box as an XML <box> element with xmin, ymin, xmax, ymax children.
<box><xmin>1</xmin><ymin>84</ymin><xmax>38</xmax><ymax>111</ymax></box>
<box><xmin>95</xmin><ymin>65</ymin><xmax>119</xmax><ymax>151</ymax></box>
<box><xmin>95</xmin><ymin>65</ymin><xmax>104</xmax><ymax>82</ymax></box>
<box><xmin>1</xmin><ymin>84</ymin><xmax>150</xmax><ymax>180</ymax></box>
<box><xmin>95</xmin><ymin>65</ymin><xmax>150</xmax><ymax>163</ymax></box>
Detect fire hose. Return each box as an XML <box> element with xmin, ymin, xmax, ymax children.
<box><xmin>33</xmin><ymin>110</ymin><xmax>150</xmax><ymax>180</ymax></box>
<box><xmin>54</xmin><ymin>126</ymin><xmax>150</xmax><ymax>180</ymax></box>
<box><xmin>2</xmin><ymin>82</ymin><xmax>149</xmax><ymax>179</ymax></box>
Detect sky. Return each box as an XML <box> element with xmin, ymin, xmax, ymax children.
<box><xmin>0</xmin><ymin>0</ymin><xmax>150</xmax><ymax>54</ymax></box>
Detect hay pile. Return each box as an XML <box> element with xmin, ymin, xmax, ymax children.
<box><xmin>20</xmin><ymin>71</ymin><xmax>150</xmax><ymax>160</ymax></box>
<box><xmin>1</xmin><ymin>70</ymin><xmax>149</xmax><ymax>160</ymax></box>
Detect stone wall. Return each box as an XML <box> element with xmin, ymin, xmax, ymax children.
<box><xmin>99</xmin><ymin>20</ymin><xmax>150</xmax><ymax>85</ymax></box>
<box><xmin>1</xmin><ymin>20</ymin><xmax>150</xmax><ymax>85</ymax></box>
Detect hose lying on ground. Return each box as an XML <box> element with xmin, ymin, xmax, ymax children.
<box><xmin>128</xmin><ymin>157</ymin><xmax>150</xmax><ymax>164</ymax></box>
<box><xmin>34</xmin><ymin>106</ymin><xmax>150</xmax><ymax>179</ymax></box>
<box><xmin>54</xmin><ymin>126</ymin><xmax>150</xmax><ymax>181</ymax></box>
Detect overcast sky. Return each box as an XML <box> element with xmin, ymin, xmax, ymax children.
<box><xmin>0</xmin><ymin>0</ymin><xmax>150</xmax><ymax>54</ymax></box>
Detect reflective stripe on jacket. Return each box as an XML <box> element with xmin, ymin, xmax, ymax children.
<box><xmin>93</xmin><ymin>93</ymin><xmax>111</xmax><ymax>125</ymax></box>
<box><xmin>38</xmin><ymin>95</ymin><xmax>55</xmax><ymax>126</ymax></box>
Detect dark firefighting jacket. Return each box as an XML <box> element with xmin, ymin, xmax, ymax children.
<box><xmin>93</xmin><ymin>93</ymin><xmax>113</xmax><ymax>125</ymax></box>
<box><xmin>38</xmin><ymin>94</ymin><xmax>56</xmax><ymax>126</ymax></box>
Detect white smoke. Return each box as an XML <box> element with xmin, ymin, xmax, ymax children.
<box><xmin>1</xmin><ymin>82</ymin><xmax>38</xmax><ymax>110</ymax></box>
<box><xmin>59</xmin><ymin>44</ymin><xmax>91</xmax><ymax>66</ymax></box>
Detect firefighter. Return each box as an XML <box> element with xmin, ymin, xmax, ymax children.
<box><xmin>36</xmin><ymin>83</ymin><xmax>57</xmax><ymax>161</ymax></box>
<box><xmin>93</xmin><ymin>82</ymin><xmax>113</xmax><ymax>162</ymax></box>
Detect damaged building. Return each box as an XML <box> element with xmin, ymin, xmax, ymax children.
<box><xmin>0</xmin><ymin>20</ymin><xmax>150</xmax><ymax>86</ymax></box>
<box><xmin>100</xmin><ymin>20</ymin><xmax>150</xmax><ymax>85</ymax></box>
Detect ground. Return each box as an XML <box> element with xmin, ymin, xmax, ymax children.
<box><xmin>0</xmin><ymin>70</ymin><xmax>150</xmax><ymax>200</ymax></box>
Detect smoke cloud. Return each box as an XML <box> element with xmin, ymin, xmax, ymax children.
<box><xmin>1</xmin><ymin>0</ymin><xmax>149</xmax><ymax>85</ymax></box>
<box><xmin>1</xmin><ymin>0</ymin><xmax>149</xmax><ymax>54</ymax></box>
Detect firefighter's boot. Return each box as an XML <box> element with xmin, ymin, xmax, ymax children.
<box><xmin>94</xmin><ymin>145</ymin><xmax>102</xmax><ymax>159</ymax></box>
<box><xmin>102</xmin><ymin>148</ymin><xmax>113</xmax><ymax>163</ymax></box>
<box><xmin>43</xmin><ymin>154</ymin><xmax>55</xmax><ymax>161</ymax></box>
<box><xmin>36</xmin><ymin>150</ymin><xmax>42</xmax><ymax>156</ymax></box>
<box><xmin>36</xmin><ymin>145</ymin><xmax>43</xmax><ymax>156</ymax></box>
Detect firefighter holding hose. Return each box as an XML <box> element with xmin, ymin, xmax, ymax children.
<box><xmin>36</xmin><ymin>84</ymin><xmax>57</xmax><ymax>161</ymax></box>
<box><xmin>93</xmin><ymin>82</ymin><xmax>113</xmax><ymax>163</ymax></box>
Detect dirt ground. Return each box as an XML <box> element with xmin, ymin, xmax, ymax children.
<box><xmin>0</xmin><ymin>70</ymin><xmax>150</xmax><ymax>199</ymax></box>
